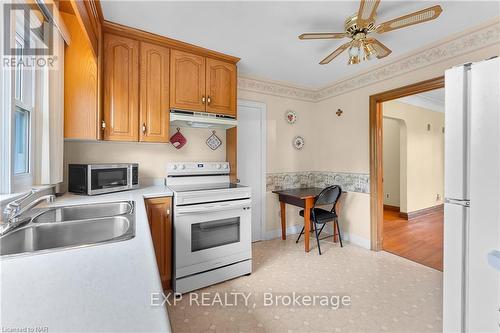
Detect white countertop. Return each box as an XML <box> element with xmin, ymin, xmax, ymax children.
<box><xmin>0</xmin><ymin>186</ymin><xmax>173</xmax><ymax>333</ymax></box>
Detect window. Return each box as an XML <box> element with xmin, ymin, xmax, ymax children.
<box><xmin>10</xmin><ymin>17</ymin><xmax>36</xmax><ymax>192</ymax></box>
<box><xmin>13</xmin><ymin>107</ymin><xmax>30</xmax><ymax>174</ymax></box>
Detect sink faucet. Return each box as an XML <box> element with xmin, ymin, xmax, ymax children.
<box><xmin>1</xmin><ymin>186</ymin><xmax>56</xmax><ymax>236</ymax></box>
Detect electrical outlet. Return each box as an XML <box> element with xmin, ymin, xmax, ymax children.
<box><xmin>385</xmin><ymin>193</ymin><xmax>390</xmax><ymax>199</ymax></box>
<box><xmin>436</xmin><ymin>194</ymin><xmax>441</xmax><ymax>201</ymax></box>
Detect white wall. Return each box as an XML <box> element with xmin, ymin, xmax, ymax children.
<box><xmin>383</xmin><ymin>117</ymin><xmax>401</xmax><ymax>207</ymax></box>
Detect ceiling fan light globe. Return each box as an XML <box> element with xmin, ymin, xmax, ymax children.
<box><xmin>363</xmin><ymin>42</ymin><xmax>377</xmax><ymax>60</ymax></box>
<box><xmin>348</xmin><ymin>46</ymin><xmax>360</xmax><ymax>57</ymax></box>
<box><xmin>348</xmin><ymin>55</ymin><xmax>361</xmax><ymax>65</ymax></box>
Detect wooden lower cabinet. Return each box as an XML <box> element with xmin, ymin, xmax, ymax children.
<box><xmin>145</xmin><ymin>197</ymin><xmax>172</xmax><ymax>290</ymax></box>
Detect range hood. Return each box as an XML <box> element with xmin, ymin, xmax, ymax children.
<box><xmin>170</xmin><ymin>110</ymin><xmax>237</xmax><ymax>129</ymax></box>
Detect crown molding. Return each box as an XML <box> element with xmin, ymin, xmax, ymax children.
<box><xmin>238</xmin><ymin>18</ymin><xmax>500</xmax><ymax>103</ymax></box>
<box><xmin>237</xmin><ymin>75</ymin><xmax>318</xmax><ymax>102</ymax></box>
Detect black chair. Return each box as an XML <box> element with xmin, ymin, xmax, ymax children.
<box><xmin>296</xmin><ymin>185</ymin><xmax>343</xmax><ymax>255</ymax></box>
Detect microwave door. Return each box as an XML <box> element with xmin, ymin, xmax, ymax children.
<box><xmin>89</xmin><ymin>167</ymin><xmax>129</xmax><ymax>195</ymax></box>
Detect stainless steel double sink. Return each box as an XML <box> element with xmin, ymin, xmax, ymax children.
<box><xmin>0</xmin><ymin>201</ymin><xmax>136</xmax><ymax>258</ymax></box>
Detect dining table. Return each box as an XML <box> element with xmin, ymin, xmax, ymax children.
<box><xmin>272</xmin><ymin>187</ymin><xmax>343</xmax><ymax>252</ymax></box>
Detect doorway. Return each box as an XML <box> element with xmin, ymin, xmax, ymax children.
<box><xmin>381</xmin><ymin>88</ymin><xmax>445</xmax><ymax>271</ymax></box>
<box><xmin>369</xmin><ymin>76</ymin><xmax>444</xmax><ymax>253</ymax></box>
<box><xmin>237</xmin><ymin>100</ymin><xmax>266</xmax><ymax>242</ymax></box>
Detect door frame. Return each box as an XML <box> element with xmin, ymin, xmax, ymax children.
<box><xmin>237</xmin><ymin>99</ymin><xmax>267</xmax><ymax>241</ymax></box>
<box><xmin>369</xmin><ymin>76</ymin><xmax>444</xmax><ymax>251</ymax></box>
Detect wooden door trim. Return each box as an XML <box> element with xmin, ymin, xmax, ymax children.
<box><xmin>369</xmin><ymin>76</ymin><xmax>444</xmax><ymax>251</ymax></box>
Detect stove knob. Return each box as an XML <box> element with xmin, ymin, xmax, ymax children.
<box><xmin>216</xmin><ymin>164</ymin><xmax>221</xmax><ymax>169</ymax></box>
<box><xmin>171</xmin><ymin>164</ymin><xmax>178</xmax><ymax>170</ymax></box>
<box><xmin>179</xmin><ymin>164</ymin><xmax>185</xmax><ymax>170</ymax></box>
<box><xmin>222</xmin><ymin>164</ymin><xmax>228</xmax><ymax>169</ymax></box>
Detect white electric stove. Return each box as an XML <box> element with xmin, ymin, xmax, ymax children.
<box><xmin>166</xmin><ymin>162</ymin><xmax>252</xmax><ymax>294</ymax></box>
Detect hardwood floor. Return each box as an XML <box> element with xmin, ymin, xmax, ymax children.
<box><xmin>383</xmin><ymin>208</ymin><xmax>443</xmax><ymax>271</ymax></box>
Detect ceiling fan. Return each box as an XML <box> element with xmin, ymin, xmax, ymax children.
<box><xmin>298</xmin><ymin>0</ymin><xmax>443</xmax><ymax>65</ymax></box>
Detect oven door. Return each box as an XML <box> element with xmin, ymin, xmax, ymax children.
<box><xmin>89</xmin><ymin>166</ymin><xmax>130</xmax><ymax>195</ymax></box>
<box><xmin>174</xmin><ymin>198</ymin><xmax>252</xmax><ymax>278</ymax></box>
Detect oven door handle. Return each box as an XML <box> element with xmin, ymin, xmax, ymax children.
<box><xmin>176</xmin><ymin>199</ymin><xmax>251</xmax><ymax>215</ymax></box>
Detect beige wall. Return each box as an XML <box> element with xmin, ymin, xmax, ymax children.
<box><xmin>238</xmin><ymin>90</ymin><xmax>318</xmax><ymax>234</ymax></box>
<box><xmin>383</xmin><ymin>117</ymin><xmax>401</xmax><ymax>207</ymax></box>
<box><xmin>313</xmin><ymin>43</ymin><xmax>500</xmax><ymax>243</ymax></box>
<box><xmin>64</xmin><ymin>127</ymin><xmax>226</xmax><ymax>188</ymax></box>
<box><xmin>383</xmin><ymin>101</ymin><xmax>445</xmax><ymax>213</ymax></box>
<box><xmin>64</xmin><ymin>27</ymin><xmax>500</xmax><ymax>247</ymax></box>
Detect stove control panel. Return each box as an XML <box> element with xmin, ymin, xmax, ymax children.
<box><xmin>167</xmin><ymin>162</ymin><xmax>230</xmax><ymax>176</ymax></box>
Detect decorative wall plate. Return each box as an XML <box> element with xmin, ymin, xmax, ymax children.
<box><xmin>293</xmin><ymin>136</ymin><xmax>305</xmax><ymax>150</ymax></box>
<box><xmin>206</xmin><ymin>130</ymin><xmax>222</xmax><ymax>150</ymax></box>
<box><xmin>285</xmin><ymin>110</ymin><xmax>297</xmax><ymax>124</ymax></box>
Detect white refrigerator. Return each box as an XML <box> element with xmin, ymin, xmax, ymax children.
<box><xmin>443</xmin><ymin>57</ymin><xmax>500</xmax><ymax>332</ymax></box>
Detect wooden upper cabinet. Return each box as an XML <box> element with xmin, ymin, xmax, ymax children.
<box><xmin>206</xmin><ymin>58</ymin><xmax>237</xmax><ymax>116</ymax></box>
<box><xmin>145</xmin><ymin>197</ymin><xmax>172</xmax><ymax>291</ymax></box>
<box><xmin>140</xmin><ymin>42</ymin><xmax>170</xmax><ymax>142</ymax></box>
<box><xmin>170</xmin><ymin>50</ymin><xmax>206</xmax><ymax>112</ymax></box>
<box><xmin>103</xmin><ymin>33</ymin><xmax>139</xmax><ymax>141</ymax></box>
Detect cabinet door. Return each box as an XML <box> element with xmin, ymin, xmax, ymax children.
<box><xmin>140</xmin><ymin>42</ymin><xmax>170</xmax><ymax>142</ymax></box>
<box><xmin>145</xmin><ymin>197</ymin><xmax>172</xmax><ymax>290</ymax></box>
<box><xmin>206</xmin><ymin>58</ymin><xmax>236</xmax><ymax>116</ymax></box>
<box><xmin>170</xmin><ymin>50</ymin><xmax>206</xmax><ymax>112</ymax></box>
<box><xmin>103</xmin><ymin>33</ymin><xmax>139</xmax><ymax>141</ymax></box>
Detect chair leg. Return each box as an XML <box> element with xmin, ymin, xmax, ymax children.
<box><xmin>313</xmin><ymin>222</ymin><xmax>322</xmax><ymax>255</ymax></box>
<box><xmin>295</xmin><ymin>226</ymin><xmax>305</xmax><ymax>243</ymax></box>
<box><xmin>335</xmin><ymin>219</ymin><xmax>343</xmax><ymax>247</ymax></box>
<box><xmin>317</xmin><ymin>223</ymin><xmax>326</xmax><ymax>238</ymax></box>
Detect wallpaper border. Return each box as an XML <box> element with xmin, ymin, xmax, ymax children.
<box><xmin>267</xmin><ymin>171</ymin><xmax>370</xmax><ymax>194</ymax></box>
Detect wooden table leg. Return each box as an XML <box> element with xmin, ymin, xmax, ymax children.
<box><xmin>304</xmin><ymin>198</ymin><xmax>313</xmax><ymax>252</ymax></box>
<box><xmin>280</xmin><ymin>201</ymin><xmax>286</xmax><ymax>240</ymax></box>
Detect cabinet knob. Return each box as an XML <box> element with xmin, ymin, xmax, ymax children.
<box><xmin>207</xmin><ymin>96</ymin><xmax>211</xmax><ymax>105</ymax></box>
<box><xmin>166</xmin><ymin>208</ymin><xmax>170</xmax><ymax>216</ymax></box>
<box><xmin>101</xmin><ymin>120</ymin><xmax>106</xmax><ymax>129</ymax></box>
<box><xmin>142</xmin><ymin>123</ymin><xmax>147</xmax><ymax>134</ymax></box>
<box><xmin>202</xmin><ymin>95</ymin><xmax>206</xmax><ymax>104</ymax></box>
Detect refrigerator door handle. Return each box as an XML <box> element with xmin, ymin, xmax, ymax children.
<box><xmin>445</xmin><ymin>198</ymin><xmax>471</xmax><ymax>207</ymax></box>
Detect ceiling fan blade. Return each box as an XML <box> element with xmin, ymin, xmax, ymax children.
<box><xmin>299</xmin><ymin>32</ymin><xmax>348</xmax><ymax>40</ymax></box>
<box><xmin>357</xmin><ymin>0</ymin><xmax>381</xmax><ymax>28</ymax></box>
<box><xmin>365</xmin><ymin>38</ymin><xmax>392</xmax><ymax>59</ymax></box>
<box><xmin>320</xmin><ymin>42</ymin><xmax>351</xmax><ymax>65</ymax></box>
<box><xmin>375</xmin><ymin>5</ymin><xmax>443</xmax><ymax>34</ymax></box>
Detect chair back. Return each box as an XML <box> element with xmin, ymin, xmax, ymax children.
<box><xmin>314</xmin><ymin>185</ymin><xmax>342</xmax><ymax>213</ymax></box>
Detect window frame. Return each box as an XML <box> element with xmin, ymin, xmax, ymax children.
<box><xmin>7</xmin><ymin>8</ymin><xmax>46</xmax><ymax>194</ymax></box>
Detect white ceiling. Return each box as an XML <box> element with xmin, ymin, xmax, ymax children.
<box><xmin>101</xmin><ymin>1</ymin><xmax>500</xmax><ymax>89</ymax></box>
<box><xmin>397</xmin><ymin>88</ymin><xmax>445</xmax><ymax>112</ymax></box>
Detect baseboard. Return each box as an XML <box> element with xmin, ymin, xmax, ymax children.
<box><xmin>383</xmin><ymin>204</ymin><xmax>400</xmax><ymax>212</ymax></box>
<box><xmin>261</xmin><ymin>224</ymin><xmax>303</xmax><ymax>241</ymax></box>
<box><xmin>260</xmin><ymin>225</ymin><xmax>371</xmax><ymax>250</ymax></box>
<box><xmin>399</xmin><ymin>204</ymin><xmax>444</xmax><ymax>220</ymax></box>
